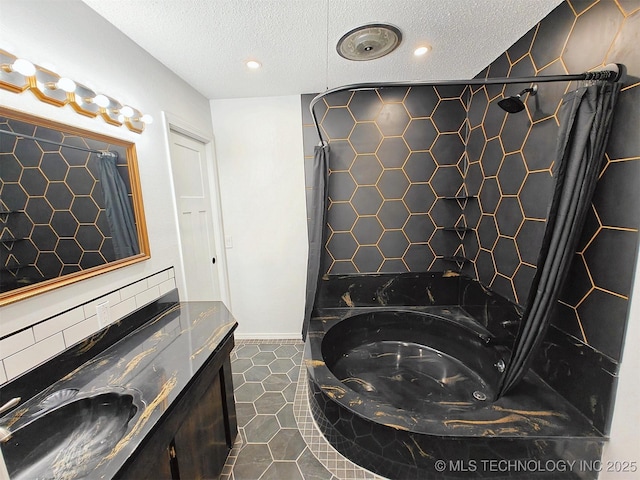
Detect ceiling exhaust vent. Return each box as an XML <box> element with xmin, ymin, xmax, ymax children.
<box><xmin>336</xmin><ymin>23</ymin><xmax>402</xmax><ymax>61</ymax></box>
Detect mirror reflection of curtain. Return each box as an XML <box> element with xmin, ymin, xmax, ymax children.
<box><xmin>497</xmin><ymin>80</ymin><xmax>621</xmax><ymax>397</ymax></box>
<box><xmin>97</xmin><ymin>152</ymin><xmax>139</xmax><ymax>259</ymax></box>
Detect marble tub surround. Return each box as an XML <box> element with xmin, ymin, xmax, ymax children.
<box><xmin>307</xmin><ymin>273</ymin><xmax>606</xmax><ymax>479</ymax></box>
<box><xmin>0</xmin><ymin>298</ymin><xmax>238</xmax><ymax>479</ymax></box>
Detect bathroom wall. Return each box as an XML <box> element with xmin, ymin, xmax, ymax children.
<box><xmin>210</xmin><ymin>95</ymin><xmax>308</xmax><ymax>339</ymax></box>
<box><xmin>466</xmin><ymin>0</ymin><xmax>640</xmax><ymax>433</ymax></box>
<box><xmin>0</xmin><ymin>0</ymin><xmax>217</xmax><ymax>381</ymax></box>
<box><xmin>302</xmin><ymin>85</ymin><xmax>469</xmax><ymax>274</ymax></box>
<box><xmin>300</xmin><ymin>0</ymin><xmax>640</xmax><ymax>439</ymax></box>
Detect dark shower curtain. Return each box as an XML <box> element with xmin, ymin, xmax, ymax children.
<box><xmin>97</xmin><ymin>152</ymin><xmax>140</xmax><ymax>260</ymax></box>
<box><xmin>497</xmin><ymin>80</ymin><xmax>621</xmax><ymax>397</ymax></box>
<box><xmin>302</xmin><ymin>144</ymin><xmax>329</xmax><ymax>340</ymax></box>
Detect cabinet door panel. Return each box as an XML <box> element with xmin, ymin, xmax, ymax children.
<box><xmin>174</xmin><ymin>371</ymin><xmax>229</xmax><ymax>479</ymax></box>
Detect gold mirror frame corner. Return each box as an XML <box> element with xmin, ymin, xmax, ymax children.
<box><xmin>0</xmin><ymin>106</ymin><xmax>151</xmax><ymax>307</ymax></box>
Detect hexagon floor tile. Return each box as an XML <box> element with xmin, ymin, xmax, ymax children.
<box><xmin>220</xmin><ymin>339</ymin><xmax>384</xmax><ymax>480</ymax></box>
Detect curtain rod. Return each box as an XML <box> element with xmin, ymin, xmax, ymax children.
<box><xmin>0</xmin><ymin>129</ymin><xmax>117</xmax><ymax>158</ymax></box>
<box><xmin>310</xmin><ymin>63</ymin><xmax>625</xmax><ymax>146</ymax></box>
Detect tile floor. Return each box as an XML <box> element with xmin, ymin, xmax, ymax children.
<box><xmin>220</xmin><ymin>339</ymin><xmax>383</xmax><ymax>480</ymax></box>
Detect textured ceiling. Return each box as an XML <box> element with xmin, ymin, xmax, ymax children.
<box><xmin>81</xmin><ymin>0</ymin><xmax>563</xmax><ymax>100</ymax></box>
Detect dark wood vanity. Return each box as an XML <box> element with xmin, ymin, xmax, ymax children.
<box><xmin>0</xmin><ymin>291</ymin><xmax>238</xmax><ymax>480</ymax></box>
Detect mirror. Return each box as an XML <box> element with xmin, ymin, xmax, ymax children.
<box><xmin>0</xmin><ymin>106</ymin><xmax>150</xmax><ymax>305</ymax></box>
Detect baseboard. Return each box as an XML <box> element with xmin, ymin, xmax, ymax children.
<box><xmin>234</xmin><ymin>332</ymin><xmax>303</xmax><ymax>341</ymax></box>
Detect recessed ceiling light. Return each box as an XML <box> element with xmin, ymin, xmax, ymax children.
<box><xmin>246</xmin><ymin>60</ymin><xmax>262</xmax><ymax>69</ymax></box>
<box><xmin>414</xmin><ymin>46</ymin><xmax>430</xmax><ymax>56</ymax></box>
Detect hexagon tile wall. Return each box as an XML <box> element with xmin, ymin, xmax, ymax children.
<box><xmin>301</xmin><ymin>0</ymin><xmax>639</xmax><ymax>433</ymax></box>
<box><xmin>0</xmin><ymin>115</ymin><xmax>129</xmax><ymax>289</ymax></box>
<box><xmin>303</xmin><ymin>85</ymin><xmax>469</xmax><ymax>275</ymax></box>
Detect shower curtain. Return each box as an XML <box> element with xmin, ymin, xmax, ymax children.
<box><xmin>97</xmin><ymin>152</ymin><xmax>140</xmax><ymax>259</ymax></box>
<box><xmin>302</xmin><ymin>144</ymin><xmax>329</xmax><ymax>340</ymax></box>
<box><xmin>497</xmin><ymin>81</ymin><xmax>621</xmax><ymax>397</ymax></box>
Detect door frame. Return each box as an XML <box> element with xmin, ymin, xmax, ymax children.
<box><xmin>162</xmin><ymin>111</ymin><xmax>231</xmax><ymax>308</ymax></box>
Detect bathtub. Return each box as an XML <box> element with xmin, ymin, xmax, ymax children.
<box><xmin>306</xmin><ymin>299</ymin><xmax>604</xmax><ymax>479</ymax></box>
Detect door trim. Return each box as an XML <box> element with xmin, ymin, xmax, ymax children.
<box><xmin>162</xmin><ymin>111</ymin><xmax>231</xmax><ymax>308</ymax></box>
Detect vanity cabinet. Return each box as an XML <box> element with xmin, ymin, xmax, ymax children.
<box><xmin>116</xmin><ymin>334</ymin><xmax>237</xmax><ymax>480</ymax></box>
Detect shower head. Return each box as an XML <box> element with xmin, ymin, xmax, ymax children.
<box><xmin>498</xmin><ymin>84</ymin><xmax>538</xmax><ymax>113</ymax></box>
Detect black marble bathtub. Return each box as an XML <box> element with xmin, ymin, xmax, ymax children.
<box><xmin>306</xmin><ymin>272</ymin><xmax>606</xmax><ymax>479</ymax></box>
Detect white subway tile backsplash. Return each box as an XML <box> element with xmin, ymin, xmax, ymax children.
<box><xmin>63</xmin><ymin>316</ymin><xmax>101</xmax><ymax>347</ymax></box>
<box><xmin>111</xmin><ymin>297</ymin><xmax>137</xmax><ymax>323</ymax></box>
<box><xmin>136</xmin><ymin>285</ymin><xmax>160</xmax><ymax>308</ymax></box>
<box><xmin>0</xmin><ymin>268</ymin><xmax>175</xmax><ymax>384</ymax></box>
<box><xmin>159</xmin><ymin>278</ymin><xmax>177</xmax><ymax>296</ymax></box>
<box><xmin>0</xmin><ymin>329</ymin><xmax>35</xmax><ymax>358</ymax></box>
<box><xmin>147</xmin><ymin>270</ymin><xmax>170</xmax><ymax>287</ymax></box>
<box><xmin>4</xmin><ymin>333</ymin><xmax>66</xmax><ymax>380</ymax></box>
<box><xmin>33</xmin><ymin>306</ymin><xmax>85</xmax><ymax>342</ymax></box>
<box><xmin>82</xmin><ymin>291</ymin><xmax>121</xmax><ymax>319</ymax></box>
<box><xmin>119</xmin><ymin>280</ymin><xmax>148</xmax><ymax>301</ymax></box>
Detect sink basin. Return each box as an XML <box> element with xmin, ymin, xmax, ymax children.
<box><xmin>2</xmin><ymin>391</ymin><xmax>139</xmax><ymax>479</ymax></box>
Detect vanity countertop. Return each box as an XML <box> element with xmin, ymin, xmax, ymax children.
<box><xmin>0</xmin><ymin>300</ymin><xmax>237</xmax><ymax>480</ymax></box>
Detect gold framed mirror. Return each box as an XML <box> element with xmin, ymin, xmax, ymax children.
<box><xmin>0</xmin><ymin>106</ymin><xmax>150</xmax><ymax>306</ymax></box>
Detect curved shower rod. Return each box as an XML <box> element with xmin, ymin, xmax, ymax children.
<box><xmin>309</xmin><ymin>63</ymin><xmax>625</xmax><ymax>146</ymax></box>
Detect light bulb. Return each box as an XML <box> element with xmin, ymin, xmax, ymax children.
<box><xmin>12</xmin><ymin>58</ymin><xmax>36</xmax><ymax>76</ymax></box>
<box><xmin>121</xmin><ymin>106</ymin><xmax>134</xmax><ymax>117</ymax></box>
<box><xmin>117</xmin><ymin>114</ymin><xmax>125</xmax><ymax>122</ymax></box>
<box><xmin>57</xmin><ymin>77</ymin><xmax>76</xmax><ymax>93</ymax></box>
<box><xmin>140</xmin><ymin>114</ymin><xmax>153</xmax><ymax>124</ymax></box>
<box><xmin>246</xmin><ymin>60</ymin><xmax>261</xmax><ymax>69</ymax></box>
<box><xmin>94</xmin><ymin>94</ymin><xmax>109</xmax><ymax>108</ymax></box>
<box><xmin>414</xmin><ymin>46</ymin><xmax>430</xmax><ymax>56</ymax></box>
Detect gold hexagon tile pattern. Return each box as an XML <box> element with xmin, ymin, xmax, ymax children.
<box><xmin>0</xmin><ymin>115</ymin><xmax>128</xmax><ymax>286</ymax></box>
<box><xmin>467</xmin><ymin>0</ymin><xmax>639</xmax><ymax>363</ymax></box>
<box><xmin>302</xmin><ymin>0</ymin><xmax>639</xmax><ymax>364</ymax></box>
<box><xmin>303</xmin><ymin>84</ymin><xmax>469</xmax><ymax>275</ymax></box>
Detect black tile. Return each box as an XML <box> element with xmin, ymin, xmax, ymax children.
<box><xmin>66</xmin><ymin>167</ymin><xmax>95</xmax><ymax>195</ymax></box>
<box><xmin>479</xmin><ymin>177</ymin><xmax>500</xmax><ymax>213</ymax></box>
<box><xmin>486</xmin><ymin>53</ymin><xmax>510</xmax><ymax>99</ymax></box>
<box><xmin>348</xmin><ymin>90</ymin><xmax>383</xmax><ymax>121</ymax></box>
<box><xmin>578</xmin><ymin>289</ymin><xmax>628</xmax><ymax>361</ymax></box>
<box><xmin>35</xmin><ymin>251</ymin><xmax>62</xmax><ymax>278</ymax></box>
<box><xmin>520</xmin><ymin>171</ymin><xmax>554</xmax><ymax>219</ymax></box>
<box><xmin>530</xmin><ymin>1</ymin><xmax>575</xmax><ymax>70</ymax></box>
<box><xmin>377</xmin><ymin>87</ymin><xmax>408</xmax><ymax>103</ymax></box>
<box><xmin>352</xmin><ymin>217</ymin><xmax>383</xmax><ymax>245</ymax></box>
<box><xmin>403</xmin><ymin>151</ymin><xmax>436</xmax><ymax>183</ymax></box>
<box><xmin>498</xmin><ymin>153</ymin><xmax>527</xmax><ymax>195</ymax></box>
<box><xmin>466</xmin><ymin>162</ymin><xmax>483</xmax><ymax>196</ymax></box>
<box><xmin>375</xmin><ymin>103</ymin><xmax>410</xmax><ymax>136</ymax></box>
<box><xmin>484</xmin><ymin>99</ymin><xmax>508</xmax><ymax>138</ymax></box>
<box><xmin>475</xmin><ymin>249</ymin><xmax>496</xmax><ymax>285</ymax></box>
<box><xmin>495</xmin><ymin>197</ymin><xmax>524</xmax><ymax>237</ymax></box>
<box><xmin>353</xmin><ymin>245</ymin><xmax>383</xmax><ymax>272</ymax></box>
<box><xmin>466</xmin><ymin>127</ymin><xmax>486</xmax><ymax>163</ymax></box>
<box><xmin>324</xmin><ymin>90</ymin><xmax>352</xmax><ymax>107</ymax></box>
<box><xmin>430</xmin><ymin>166</ymin><xmax>462</xmax><ymax>197</ymax></box>
<box><xmin>404</xmin><ymin>183</ymin><xmax>436</xmax><ymax>214</ymax></box>
<box><xmin>503</xmin><ymin>55</ymin><xmax>536</xmax><ymax>98</ymax></box>
<box><xmin>429</xmin><ymin>199</ymin><xmax>461</xmax><ymax>226</ymax></box>
<box><xmin>327</xmin><ymin>172</ymin><xmax>356</xmax><ymax>201</ymax></box>
<box><xmin>349</xmin><ymin>122</ymin><xmax>382</xmax><ymax>154</ymax></box>
<box><xmin>431</xmin><ymin>134</ymin><xmax>465</xmax><ymax>165</ymax></box>
<box><xmin>493</xmin><ymin>237</ymin><xmax>520</xmax><ymax>277</ymax></box>
<box><xmin>515</xmin><ymin>219</ymin><xmax>546</xmax><ymax>265</ymax></box>
<box><xmin>500</xmin><ymin>109</ymin><xmax>531</xmax><ymax>153</ymax></box>
<box><xmin>56</xmin><ymin>238</ymin><xmax>83</xmax><ymax>264</ymax></box>
<box><xmin>435</xmin><ymin>84</ymin><xmax>466</xmax><ymax>99</ymax></box>
<box><xmin>75</xmin><ymin>224</ymin><xmax>104</xmax><ymax>250</ymax></box>
<box><xmin>377</xmin><ymin>200</ymin><xmax>409</xmax><ymax>229</ymax></box>
<box><xmin>583</xmin><ymin>228</ymin><xmax>639</xmax><ymax>297</ymax></box>
<box><xmin>403</xmin><ymin>243</ymin><xmax>434</xmax><ymax>271</ymax></box>
<box><xmin>351</xmin><ymin>185</ymin><xmax>383</xmax><ymax>215</ymax></box>
<box><xmin>490</xmin><ymin>274</ymin><xmax>515</xmax><ymax>303</ymax></box>
<box><xmin>563</xmin><ymin>0</ymin><xmax>624</xmax><ymax>74</ymax></box>
<box><xmin>379</xmin><ymin>259</ymin><xmax>408</xmax><ymax>273</ymax></box>
<box><xmin>378</xmin><ymin>230</ymin><xmax>410</xmax><ymax>258</ymax></box>
<box><xmin>523</xmin><ymin>117</ymin><xmax>559</xmax><ymax>171</ymax></box>
<box><xmin>606</xmin><ymin>85</ymin><xmax>640</xmax><ymax>160</ymax></box>
<box><xmin>404</xmin><ymin>86</ymin><xmax>439</xmax><ymax>118</ymax></box>
<box><xmin>326</xmin><ymin>232</ymin><xmax>358</xmax><ymax>260</ymax></box>
<box><xmin>19</xmin><ymin>168</ymin><xmax>48</xmax><ymax>196</ymax></box>
<box><xmin>513</xmin><ymin>263</ymin><xmax>536</xmax><ymax>304</ymax></box>
<box><xmin>481</xmin><ymin>138</ymin><xmax>503</xmax><ymax>177</ymax></box>
<box><xmin>70</xmin><ymin>196</ymin><xmax>99</xmax><ymax>223</ymax></box>
<box><xmin>40</xmin><ymin>153</ymin><xmax>69</xmax><ymax>181</ymax></box>
<box><xmin>30</xmin><ymin>224</ymin><xmax>57</xmax><ymax>251</ymax></box>
<box><xmin>350</xmin><ymin>154</ymin><xmax>381</xmax><ymax>185</ymax></box>
<box><xmin>507</xmin><ymin>27</ymin><xmax>536</xmax><ymax>64</ymax></box>
<box><xmin>592</xmin><ymin>159</ymin><xmax>640</xmax><ymax>229</ymax></box>
<box><xmin>24</xmin><ymin>197</ymin><xmax>53</xmax><ymax>224</ymax></box>
<box><xmin>377</xmin><ymin>169</ymin><xmax>409</xmax><ymax>199</ymax></box>
<box><xmin>477</xmin><ymin>215</ymin><xmax>499</xmax><ymax>250</ymax></box>
<box><xmin>322</xmin><ymin>107</ymin><xmax>355</xmax><ymax>140</ymax></box>
<box><xmin>467</xmin><ymin>89</ymin><xmax>488</xmax><ymax>128</ymax></box>
<box><xmin>404</xmin><ymin>118</ymin><xmax>437</xmax><ymax>151</ymax></box>
<box><xmin>13</xmin><ymin>139</ymin><xmax>41</xmax><ymax>167</ymax></box>
<box><xmin>327</xmin><ymin>140</ymin><xmax>356</xmax><ymax>171</ymax></box>
<box><xmin>377</xmin><ymin>137</ymin><xmax>409</xmax><ymax>168</ymax></box>
<box><xmin>327</xmin><ymin>202</ymin><xmax>357</xmax><ymax>232</ymax></box>
<box><xmin>432</xmin><ymin>99</ymin><xmax>466</xmax><ymax>133</ymax></box>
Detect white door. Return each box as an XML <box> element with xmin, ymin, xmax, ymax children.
<box><xmin>169</xmin><ymin>130</ymin><xmax>221</xmax><ymax>301</ymax></box>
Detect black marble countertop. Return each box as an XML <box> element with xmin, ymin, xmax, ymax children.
<box><xmin>0</xmin><ymin>300</ymin><xmax>237</xmax><ymax>479</ymax></box>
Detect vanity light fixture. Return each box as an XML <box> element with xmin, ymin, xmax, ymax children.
<box><xmin>0</xmin><ymin>48</ymin><xmax>152</xmax><ymax>133</ymax></box>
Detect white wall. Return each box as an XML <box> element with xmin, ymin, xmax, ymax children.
<box><xmin>0</xmin><ymin>0</ymin><xmax>214</xmax><ymax>338</ymax></box>
<box><xmin>210</xmin><ymin>96</ymin><xmax>307</xmax><ymax>339</ymax></box>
